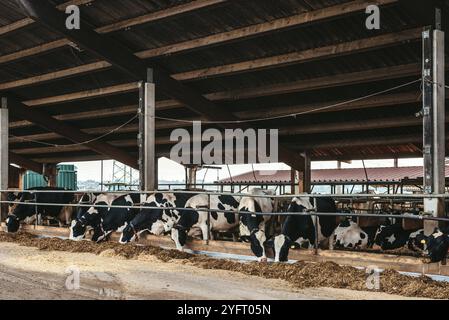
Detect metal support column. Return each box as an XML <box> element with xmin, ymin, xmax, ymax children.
<box><xmin>0</xmin><ymin>97</ymin><xmax>8</xmax><ymax>221</ymax></box>
<box><xmin>423</xmin><ymin>21</ymin><xmax>446</xmax><ymax>234</ymax></box>
<box><xmin>302</xmin><ymin>152</ymin><xmax>311</xmax><ymax>194</ymax></box>
<box><xmin>139</xmin><ymin>69</ymin><xmax>157</xmax><ymax>192</ymax></box>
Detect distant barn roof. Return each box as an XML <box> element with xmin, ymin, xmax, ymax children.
<box><xmin>216</xmin><ymin>166</ymin><xmax>449</xmax><ymax>184</ymax></box>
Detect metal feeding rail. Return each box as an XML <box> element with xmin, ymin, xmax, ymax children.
<box><xmin>0</xmin><ymin>190</ymin><xmax>449</xmax><ymax>242</ymax></box>
<box><xmin>1</xmin><ymin>189</ymin><xmax>449</xmax><ymax>251</ymax></box>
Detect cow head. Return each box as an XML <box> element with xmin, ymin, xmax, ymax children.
<box><xmin>407</xmin><ymin>229</ymin><xmax>428</xmax><ymax>253</ymax></box>
<box><xmin>70</xmin><ymin>205</ymin><xmax>106</xmax><ymax>241</ymax></box>
<box><xmin>91</xmin><ymin>225</ymin><xmax>106</xmax><ymax>242</ymax></box>
<box><xmin>120</xmin><ymin>222</ymin><xmax>139</xmax><ymax>244</ymax></box>
<box><xmin>6</xmin><ymin>192</ymin><xmax>36</xmax><ymax>233</ymax></box>
<box><xmin>422</xmin><ymin>228</ymin><xmax>449</xmax><ymax>263</ymax></box>
<box><xmin>69</xmin><ymin>194</ymin><xmax>97</xmax><ymax>240</ymax></box>
<box><xmin>250</xmin><ymin>229</ymin><xmax>267</xmax><ymax>261</ymax></box>
<box><xmin>239</xmin><ymin>213</ymin><xmax>268</xmax><ymax>262</ymax></box>
<box><xmin>288</xmin><ymin>197</ymin><xmax>313</xmax><ymax>213</ymax></box>
<box><xmin>267</xmin><ymin>234</ymin><xmax>295</xmax><ymax>262</ymax></box>
<box><xmin>5</xmin><ymin>214</ymin><xmax>20</xmax><ymax>233</ymax></box>
<box><xmin>69</xmin><ymin>219</ymin><xmax>86</xmax><ymax>240</ymax></box>
<box><xmin>171</xmin><ymin>225</ymin><xmax>189</xmax><ymax>251</ymax></box>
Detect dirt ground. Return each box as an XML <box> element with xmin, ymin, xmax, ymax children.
<box><xmin>0</xmin><ymin>241</ymin><xmax>428</xmax><ymax>300</ymax></box>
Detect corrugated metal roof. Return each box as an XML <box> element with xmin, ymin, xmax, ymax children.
<box><xmin>217</xmin><ymin>166</ymin><xmax>449</xmax><ymax>184</ymax></box>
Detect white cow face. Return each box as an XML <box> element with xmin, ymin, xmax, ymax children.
<box><xmin>250</xmin><ymin>230</ymin><xmax>267</xmax><ymax>262</ymax></box>
<box><xmin>272</xmin><ymin>234</ymin><xmax>293</xmax><ymax>262</ymax></box>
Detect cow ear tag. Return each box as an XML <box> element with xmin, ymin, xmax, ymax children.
<box><xmin>421</xmin><ymin>240</ymin><xmax>427</xmax><ymax>244</ymax></box>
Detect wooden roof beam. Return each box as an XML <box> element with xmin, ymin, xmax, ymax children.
<box><xmin>9</xmin><ymin>117</ymin><xmax>199</xmax><ymax>143</ymax></box>
<box><xmin>23</xmin><ymin>82</ymin><xmax>139</xmax><ymax>107</ymax></box>
<box><xmin>9</xmin><ymin>151</ymin><xmax>43</xmax><ymax>173</ymax></box>
<box><xmin>136</xmin><ymin>0</ymin><xmax>398</xmax><ymax>59</ymax></box>
<box><xmin>174</xmin><ymin>28</ymin><xmax>422</xmax><ymax>81</ymax></box>
<box><xmin>11</xmin><ymin>139</ymin><xmax>137</xmax><ymax>155</ymax></box>
<box><xmin>95</xmin><ymin>0</ymin><xmax>227</xmax><ymax>33</ymax></box>
<box><xmin>286</xmin><ymin>134</ymin><xmax>430</xmax><ymax>150</ymax></box>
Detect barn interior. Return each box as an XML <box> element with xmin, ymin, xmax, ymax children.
<box><xmin>0</xmin><ymin>0</ymin><xmax>447</xmax><ymax>216</ymax></box>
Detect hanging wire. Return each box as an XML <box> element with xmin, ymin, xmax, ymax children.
<box><xmin>201</xmin><ymin>167</ymin><xmax>209</xmax><ymax>186</ymax></box>
<box><xmin>11</xmin><ymin>114</ymin><xmax>138</xmax><ymax>147</ymax></box>
<box><xmin>226</xmin><ymin>164</ymin><xmax>233</xmax><ymax>184</ymax></box>
<box><xmin>361</xmin><ymin>159</ymin><xmax>369</xmax><ymax>193</ymax></box>
<box><xmin>155</xmin><ymin>78</ymin><xmax>422</xmax><ymax>124</ymax></box>
<box><xmin>251</xmin><ymin>163</ymin><xmax>258</xmax><ymax>183</ymax></box>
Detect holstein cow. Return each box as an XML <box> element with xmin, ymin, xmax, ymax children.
<box><xmin>373</xmin><ymin>223</ymin><xmax>416</xmax><ymax>251</ymax></box>
<box><xmin>238</xmin><ymin>189</ymin><xmax>274</xmax><ymax>262</ymax></box>
<box><xmin>171</xmin><ymin>194</ymin><xmax>240</xmax><ymax>251</ymax></box>
<box><xmin>70</xmin><ymin>193</ymin><xmax>139</xmax><ymax>242</ymax></box>
<box><xmin>119</xmin><ymin>192</ymin><xmax>195</xmax><ymax>243</ymax></box>
<box><xmin>403</xmin><ymin>226</ymin><xmax>449</xmax><ymax>264</ymax></box>
<box><xmin>332</xmin><ymin>216</ymin><xmax>378</xmax><ymax>250</ymax></box>
<box><xmin>407</xmin><ymin>229</ymin><xmax>428</xmax><ymax>253</ymax></box>
<box><xmin>268</xmin><ymin>196</ymin><xmax>337</xmax><ymax>262</ymax></box>
<box><xmin>69</xmin><ymin>193</ymin><xmax>98</xmax><ymax>240</ymax></box>
<box><xmin>333</xmin><ymin>219</ymin><xmax>370</xmax><ymax>249</ymax></box>
<box><xmin>6</xmin><ymin>187</ymin><xmax>75</xmax><ymax>233</ymax></box>
<box><xmin>420</xmin><ymin>227</ymin><xmax>449</xmax><ymax>263</ymax></box>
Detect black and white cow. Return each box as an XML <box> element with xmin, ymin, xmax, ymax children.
<box><xmin>119</xmin><ymin>192</ymin><xmax>195</xmax><ymax>243</ymax></box>
<box><xmin>333</xmin><ymin>219</ymin><xmax>370</xmax><ymax>249</ymax></box>
<box><xmin>268</xmin><ymin>196</ymin><xmax>337</xmax><ymax>262</ymax></box>
<box><xmin>238</xmin><ymin>189</ymin><xmax>274</xmax><ymax>262</ymax></box>
<box><xmin>171</xmin><ymin>194</ymin><xmax>240</xmax><ymax>251</ymax></box>
<box><xmin>70</xmin><ymin>193</ymin><xmax>139</xmax><ymax>242</ymax></box>
<box><xmin>407</xmin><ymin>229</ymin><xmax>428</xmax><ymax>253</ymax></box>
<box><xmin>6</xmin><ymin>187</ymin><xmax>75</xmax><ymax>233</ymax></box>
<box><xmin>372</xmin><ymin>223</ymin><xmax>415</xmax><ymax>251</ymax></box>
<box><xmin>69</xmin><ymin>193</ymin><xmax>98</xmax><ymax>240</ymax></box>
<box><xmin>421</xmin><ymin>228</ymin><xmax>449</xmax><ymax>263</ymax></box>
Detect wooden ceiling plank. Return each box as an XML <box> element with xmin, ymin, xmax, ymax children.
<box><xmin>173</xmin><ymin>28</ymin><xmax>422</xmax><ymax>81</ymax></box>
<box><xmin>136</xmin><ymin>0</ymin><xmax>398</xmax><ymax>59</ymax></box>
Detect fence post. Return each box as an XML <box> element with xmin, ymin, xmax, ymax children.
<box><xmin>0</xmin><ymin>97</ymin><xmax>8</xmax><ymax>222</ymax></box>
<box><xmin>206</xmin><ymin>193</ymin><xmax>211</xmax><ymax>245</ymax></box>
<box><xmin>314</xmin><ymin>213</ymin><xmax>319</xmax><ymax>255</ymax></box>
<box><xmin>422</xmin><ymin>23</ymin><xmax>446</xmax><ymax>235</ymax></box>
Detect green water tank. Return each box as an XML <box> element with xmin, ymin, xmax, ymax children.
<box><xmin>23</xmin><ymin>165</ymin><xmax>77</xmax><ymax>190</ymax></box>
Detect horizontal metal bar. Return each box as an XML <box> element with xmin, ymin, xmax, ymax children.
<box><xmin>1</xmin><ymin>189</ymin><xmax>448</xmax><ymax>199</ymax></box>
<box><xmin>2</xmin><ymin>200</ymin><xmax>449</xmax><ymax>223</ymax></box>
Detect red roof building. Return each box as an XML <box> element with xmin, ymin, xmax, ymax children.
<box><xmin>217</xmin><ymin>166</ymin><xmax>449</xmax><ymax>185</ymax></box>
